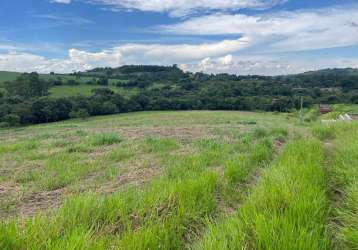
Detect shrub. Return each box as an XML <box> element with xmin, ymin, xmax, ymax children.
<box><xmin>1</xmin><ymin>114</ymin><xmax>20</xmax><ymax>126</ymax></box>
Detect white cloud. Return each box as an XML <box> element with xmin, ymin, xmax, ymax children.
<box><xmin>181</xmin><ymin>54</ymin><xmax>358</xmax><ymax>75</ymax></box>
<box><xmin>50</xmin><ymin>0</ymin><xmax>72</xmax><ymax>4</ymax></box>
<box><xmin>111</xmin><ymin>38</ymin><xmax>250</xmax><ymax>63</ymax></box>
<box><xmin>90</xmin><ymin>0</ymin><xmax>287</xmax><ymax>16</ymax></box>
<box><xmin>2</xmin><ymin>4</ymin><xmax>358</xmax><ymax>75</ymax></box>
<box><xmin>160</xmin><ymin>5</ymin><xmax>358</xmax><ymax>52</ymax></box>
<box><xmin>1</xmin><ymin>49</ymin><xmax>358</xmax><ymax>76</ymax></box>
<box><xmin>0</xmin><ymin>39</ymin><xmax>249</xmax><ymax>73</ymax></box>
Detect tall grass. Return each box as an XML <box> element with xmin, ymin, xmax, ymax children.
<box><xmin>196</xmin><ymin>139</ymin><xmax>331</xmax><ymax>250</ymax></box>
<box><xmin>321</xmin><ymin>123</ymin><xmax>358</xmax><ymax>249</ymax></box>
<box><xmin>0</xmin><ymin>129</ymin><xmax>279</xmax><ymax>250</ymax></box>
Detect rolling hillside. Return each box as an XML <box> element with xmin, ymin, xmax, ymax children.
<box><xmin>0</xmin><ymin>110</ymin><xmax>357</xmax><ymax>249</ymax></box>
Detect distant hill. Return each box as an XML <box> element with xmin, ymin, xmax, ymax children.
<box><xmin>299</xmin><ymin>68</ymin><xmax>358</xmax><ymax>76</ymax></box>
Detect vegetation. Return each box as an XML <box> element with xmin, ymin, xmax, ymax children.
<box><xmin>0</xmin><ymin>111</ymin><xmax>290</xmax><ymax>249</ymax></box>
<box><xmin>0</xmin><ymin>106</ymin><xmax>357</xmax><ymax>249</ymax></box>
<box><xmin>1</xmin><ymin>66</ymin><xmax>358</xmax><ymax>127</ymax></box>
<box><xmin>0</xmin><ymin>63</ymin><xmax>358</xmax><ymax>249</ymax></box>
<box><xmin>196</xmin><ymin>139</ymin><xmax>330</xmax><ymax>249</ymax></box>
<box><xmin>315</xmin><ymin>123</ymin><xmax>358</xmax><ymax>249</ymax></box>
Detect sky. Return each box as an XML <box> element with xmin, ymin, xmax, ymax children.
<box><xmin>0</xmin><ymin>0</ymin><xmax>358</xmax><ymax>75</ymax></box>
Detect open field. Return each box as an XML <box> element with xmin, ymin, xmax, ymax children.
<box><xmin>0</xmin><ymin>110</ymin><xmax>357</xmax><ymax>249</ymax></box>
<box><xmin>0</xmin><ymin>71</ymin><xmax>22</xmax><ymax>83</ymax></box>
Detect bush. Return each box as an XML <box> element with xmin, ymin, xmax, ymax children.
<box><xmin>0</xmin><ymin>122</ymin><xmax>10</xmax><ymax>128</ymax></box>
<box><xmin>1</xmin><ymin>114</ymin><xmax>20</xmax><ymax>126</ymax></box>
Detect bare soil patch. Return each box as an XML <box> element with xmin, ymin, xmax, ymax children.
<box><xmin>98</xmin><ymin>162</ymin><xmax>162</xmax><ymax>194</ymax></box>
<box><xmin>17</xmin><ymin>189</ymin><xmax>64</xmax><ymax>217</ymax></box>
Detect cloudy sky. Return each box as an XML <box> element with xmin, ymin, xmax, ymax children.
<box><xmin>0</xmin><ymin>0</ymin><xmax>358</xmax><ymax>75</ymax></box>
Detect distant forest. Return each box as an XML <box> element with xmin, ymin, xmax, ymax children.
<box><xmin>1</xmin><ymin>65</ymin><xmax>358</xmax><ymax>126</ymax></box>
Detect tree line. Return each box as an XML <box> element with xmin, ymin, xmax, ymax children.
<box><xmin>0</xmin><ymin>66</ymin><xmax>358</xmax><ymax>127</ymax></box>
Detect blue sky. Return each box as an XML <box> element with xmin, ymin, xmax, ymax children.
<box><xmin>0</xmin><ymin>0</ymin><xmax>358</xmax><ymax>75</ymax></box>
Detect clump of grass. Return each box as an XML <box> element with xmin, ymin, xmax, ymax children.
<box><xmin>89</xmin><ymin>132</ymin><xmax>122</xmax><ymax>146</ymax></box>
<box><xmin>196</xmin><ymin>139</ymin><xmax>330</xmax><ymax>249</ymax></box>
<box><xmin>253</xmin><ymin>127</ymin><xmax>268</xmax><ymax>139</ymax></box>
<box><xmin>312</xmin><ymin>124</ymin><xmax>338</xmax><ymax>140</ymax></box>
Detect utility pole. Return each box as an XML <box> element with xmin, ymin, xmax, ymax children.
<box><xmin>300</xmin><ymin>95</ymin><xmax>303</xmax><ymax>124</ymax></box>
<box><xmin>293</xmin><ymin>87</ymin><xmax>305</xmax><ymax>124</ymax></box>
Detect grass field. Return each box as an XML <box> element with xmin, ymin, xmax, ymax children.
<box><xmin>0</xmin><ymin>71</ymin><xmax>22</xmax><ymax>83</ymax></box>
<box><xmin>0</xmin><ymin>110</ymin><xmax>357</xmax><ymax>249</ymax></box>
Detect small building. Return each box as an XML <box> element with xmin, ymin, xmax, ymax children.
<box><xmin>319</xmin><ymin>104</ymin><xmax>332</xmax><ymax>114</ymax></box>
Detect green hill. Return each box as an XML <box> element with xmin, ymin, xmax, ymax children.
<box><xmin>0</xmin><ymin>110</ymin><xmax>357</xmax><ymax>249</ymax></box>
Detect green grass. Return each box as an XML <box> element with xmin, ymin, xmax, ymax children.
<box><xmin>319</xmin><ymin>123</ymin><xmax>358</xmax><ymax>249</ymax></box>
<box><xmin>0</xmin><ymin>71</ymin><xmax>21</xmax><ymax>84</ymax></box>
<box><xmin>0</xmin><ymin>111</ymin><xmax>289</xmax><ymax>249</ymax></box>
<box><xmin>0</xmin><ymin>137</ymin><xmax>276</xmax><ymax>249</ymax></box>
<box><xmin>89</xmin><ymin>132</ymin><xmax>122</xmax><ymax>146</ymax></box>
<box><xmin>196</xmin><ymin>139</ymin><xmax>330</xmax><ymax>250</ymax></box>
<box><xmin>3</xmin><ymin>110</ymin><xmax>356</xmax><ymax>249</ymax></box>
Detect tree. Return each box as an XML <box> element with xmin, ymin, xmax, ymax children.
<box><xmin>97</xmin><ymin>78</ymin><xmax>109</xmax><ymax>86</ymax></box>
<box><xmin>1</xmin><ymin>114</ymin><xmax>20</xmax><ymax>126</ymax></box>
<box><xmin>54</xmin><ymin>98</ymin><xmax>72</xmax><ymax>120</ymax></box>
<box><xmin>69</xmin><ymin>109</ymin><xmax>89</xmax><ymax>119</ymax></box>
<box><xmin>4</xmin><ymin>73</ymin><xmax>49</xmax><ymax>99</ymax></box>
<box><xmin>32</xmin><ymin>98</ymin><xmax>56</xmax><ymax>123</ymax></box>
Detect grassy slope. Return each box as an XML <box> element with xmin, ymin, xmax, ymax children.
<box><xmin>0</xmin><ymin>110</ymin><xmax>357</xmax><ymax>249</ymax></box>
<box><xmin>0</xmin><ymin>111</ymin><xmax>294</xmax><ymax>249</ymax></box>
